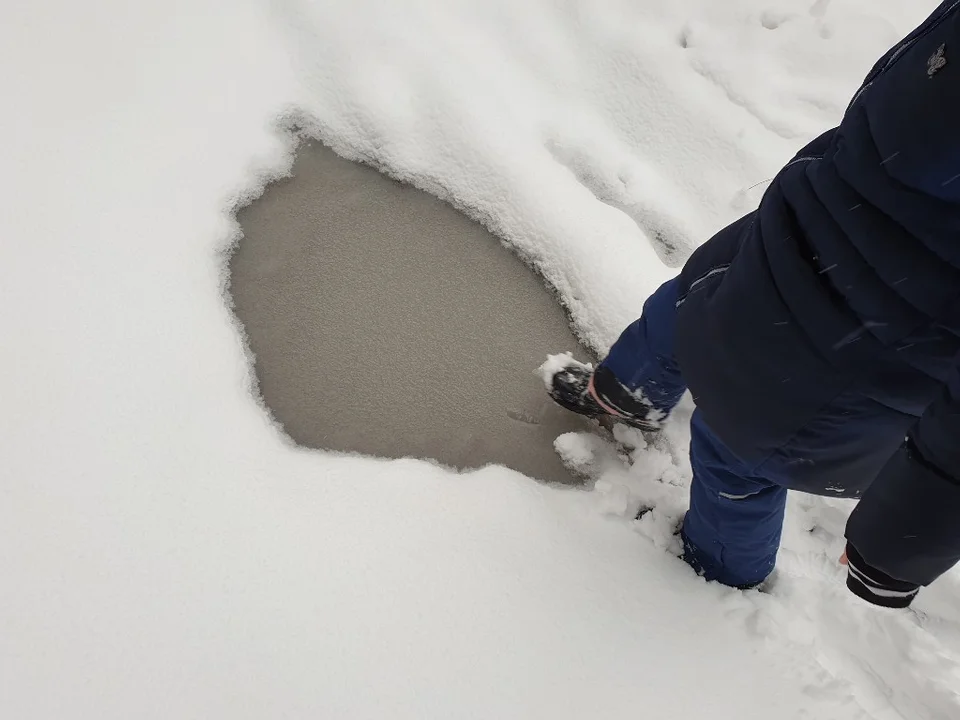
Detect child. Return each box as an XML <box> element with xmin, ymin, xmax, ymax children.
<box><xmin>548</xmin><ymin>1</ymin><xmax>960</xmax><ymax>608</ymax></box>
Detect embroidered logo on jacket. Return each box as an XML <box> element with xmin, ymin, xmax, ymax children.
<box><xmin>928</xmin><ymin>44</ymin><xmax>947</xmax><ymax>77</ymax></box>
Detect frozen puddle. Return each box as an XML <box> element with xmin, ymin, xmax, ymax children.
<box><xmin>230</xmin><ymin>141</ymin><xmax>592</xmax><ymax>483</ymax></box>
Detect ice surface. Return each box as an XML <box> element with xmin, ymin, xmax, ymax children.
<box><xmin>1</xmin><ymin>0</ymin><xmax>956</xmax><ymax>718</ymax></box>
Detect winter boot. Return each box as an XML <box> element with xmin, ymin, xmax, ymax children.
<box><xmin>546</xmin><ymin>361</ymin><xmax>663</xmax><ymax>432</ymax></box>
<box><xmin>547</xmin><ymin>363</ymin><xmax>607</xmax><ymax>418</ymax></box>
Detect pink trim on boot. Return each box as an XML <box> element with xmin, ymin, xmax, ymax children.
<box><xmin>588</xmin><ymin>372</ymin><xmax>628</xmax><ymax>418</ymax></box>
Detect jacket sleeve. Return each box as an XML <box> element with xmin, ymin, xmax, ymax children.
<box><xmin>844</xmin><ymin>370</ymin><xmax>960</xmax><ymax>608</ymax></box>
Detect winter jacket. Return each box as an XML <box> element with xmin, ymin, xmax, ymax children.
<box><xmin>673</xmin><ymin>1</ymin><xmax>960</xmax><ymax>607</ymax></box>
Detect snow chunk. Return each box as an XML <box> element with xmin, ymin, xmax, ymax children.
<box><xmin>536</xmin><ymin>352</ymin><xmax>592</xmax><ymax>388</ymax></box>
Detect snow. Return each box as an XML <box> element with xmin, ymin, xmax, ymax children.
<box><xmin>537</xmin><ymin>352</ymin><xmax>592</xmax><ymax>388</ymax></box>
<box><xmin>1</xmin><ymin>1</ymin><xmax>957</xmax><ymax>719</ymax></box>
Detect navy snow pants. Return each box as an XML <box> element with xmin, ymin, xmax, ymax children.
<box><xmin>600</xmin><ymin>277</ymin><xmax>786</xmax><ymax>588</ymax></box>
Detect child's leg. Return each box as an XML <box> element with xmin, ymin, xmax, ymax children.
<box><xmin>680</xmin><ymin>411</ymin><xmax>788</xmax><ymax>587</ymax></box>
<box><xmin>592</xmin><ymin>277</ymin><xmax>687</xmax><ymax>419</ymax></box>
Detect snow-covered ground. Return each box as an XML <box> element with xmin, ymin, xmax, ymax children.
<box><xmin>2</xmin><ymin>0</ymin><xmax>958</xmax><ymax>718</ymax></box>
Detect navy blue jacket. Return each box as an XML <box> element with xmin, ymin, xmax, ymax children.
<box><xmin>674</xmin><ymin>1</ymin><xmax>960</xmax><ymax>596</ymax></box>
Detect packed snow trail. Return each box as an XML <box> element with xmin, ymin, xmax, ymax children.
<box><xmin>1</xmin><ymin>1</ymin><xmax>957</xmax><ymax>718</ymax></box>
